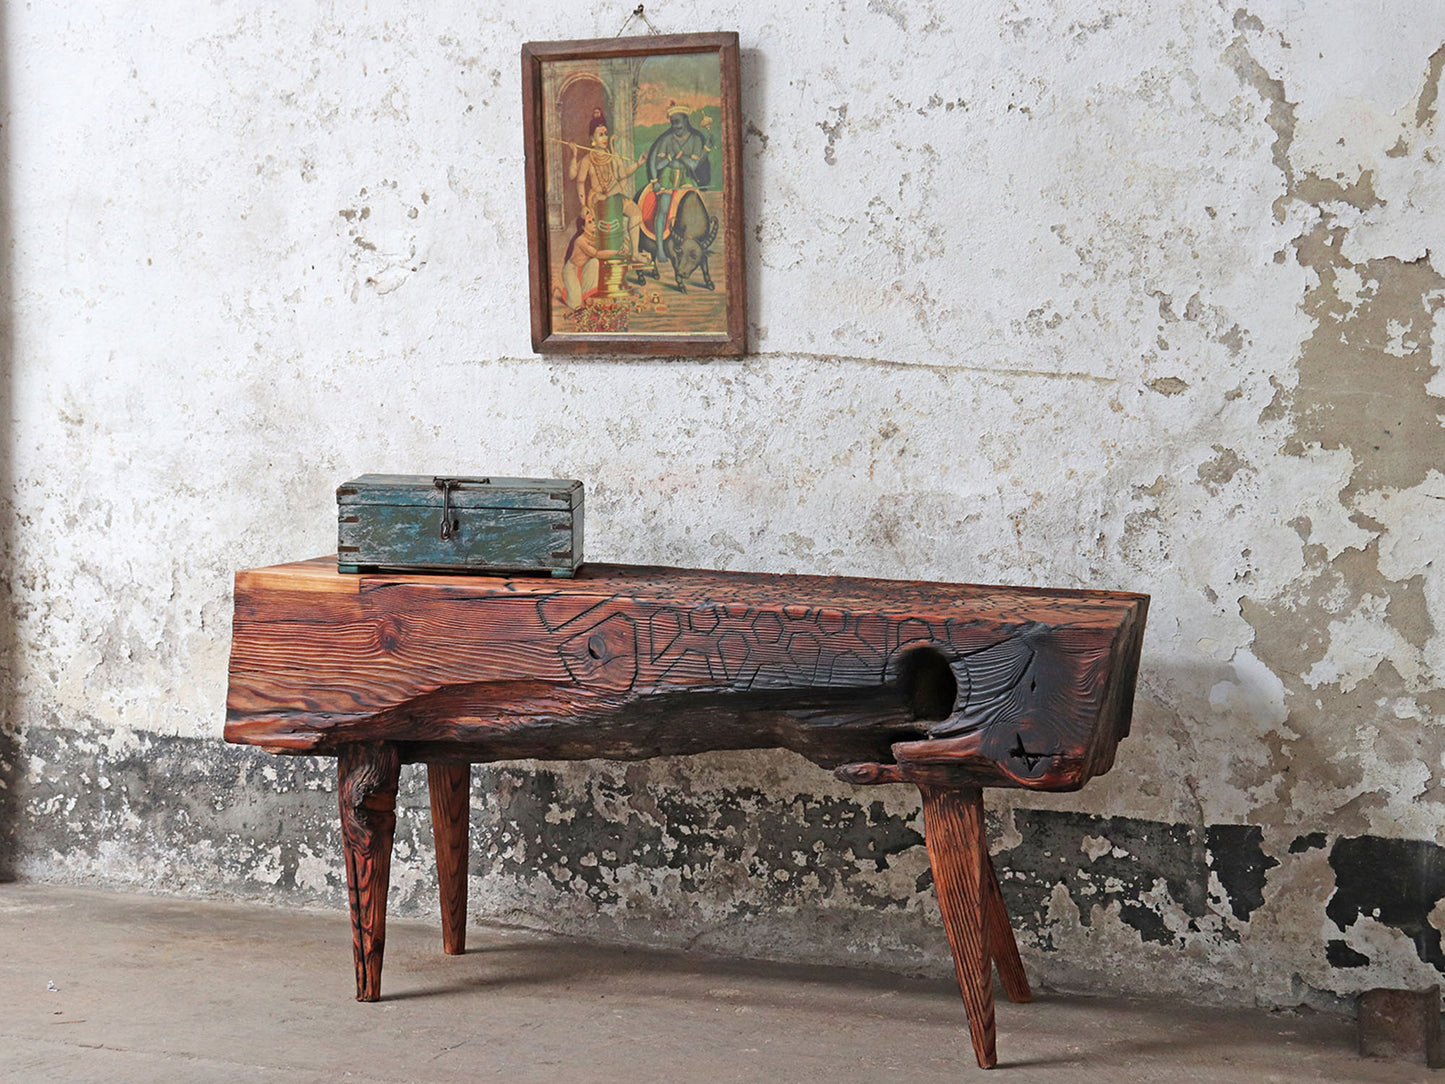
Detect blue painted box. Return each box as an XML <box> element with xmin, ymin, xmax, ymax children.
<box><xmin>336</xmin><ymin>474</ymin><xmax>584</xmax><ymax>577</ymax></box>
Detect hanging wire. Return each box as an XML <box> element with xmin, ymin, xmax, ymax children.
<box><xmin>615</xmin><ymin>4</ymin><xmax>661</xmax><ymax>36</ymax></box>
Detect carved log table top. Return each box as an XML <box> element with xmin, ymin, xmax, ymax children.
<box><xmin>224</xmin><ymin>556</ymin><xmax>1148</xmax><ymax>1069</ymax></box>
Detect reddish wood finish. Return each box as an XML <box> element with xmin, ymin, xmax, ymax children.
<box><xmin>920</xmin><ymin>786</ymin><xmax>998</xmax><ymax>1068</ymax></box>
<box><xmin>427</xmin><ymin>762</ymin><xmax>471</xmax><ymax>955</ymax></box>
<box><xmin>338</xmin><ymin>742</ymin><xmax>400</xmax><ymax>1002</ymax></box>
<box><xmin>987</xmin><ymin>854</ymin><xmax>1033</xmax><ymax>1006</ymax></box>
<box><xmin>225</xmin><ymin>558</ymin><xmax>1147</xmax><ymax>1066</ymax></box>
<box><xmin>225</xmin><ymin>558</ymin><xmax>1147</xmax><ymax>795</ymax></box>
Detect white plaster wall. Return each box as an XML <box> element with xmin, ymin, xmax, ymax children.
<box><xmin>5</xmin><ymin>1</ymin><xmax>1445</xmax><ymax>1005</ymax></box>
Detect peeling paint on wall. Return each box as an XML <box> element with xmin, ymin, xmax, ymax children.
<box><xmin>1328</xmin><ymin>835</ymin><xmax>1445</xmax><ymax>974</ymax></box>
<box><xmin>4</xmin><ymin>0</ymin><xmax>1445</xmax><ymax>1009</ymax></box>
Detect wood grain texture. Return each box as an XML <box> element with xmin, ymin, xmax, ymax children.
<box><xmin>427</xmin><ymin>762</ymin><xmax>471</xmax><ymax>955</ymax></box>
<box><xmin>986</xmin><ymin>851</ymin><xmax>1032</xmax><ymax>1004</ymax></box>
<box><xmin>920</xmin><ymin>785</ymin><xmax>998</xmax><ymax>1070</ymax></box>
<box><xmin>337</xmin><ymin>475</ymin><xmax>583</xmax><ymax>510</ymax></box>
<box><xmin>339</xmin><ymin>507</ymin><xmax>581</xmax><ymax>575</ymax></box>
<box><xmin>338</xmin><ymin>742</ymin><xmax>400</xmax><ymax>1002</ymax></box>
<box><xmin>229</xmin><ymin>558</ymin><xmax>1136</xmax><ymax>1068</ymax></box>
<box><xmin>337</xmin><ymin>475</ymin><xmax>583</xmax><ymax>576</ymax></box>
<box><xmin>225</xmin><ymin>558</ymin><xmax>1147</xmax><ymax>794</ymax></box>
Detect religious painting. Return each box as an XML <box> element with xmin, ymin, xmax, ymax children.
<box><xmin>522</xmin><ymin>33</ymin><xmax>745</xmax><ymax>355</ymax></box>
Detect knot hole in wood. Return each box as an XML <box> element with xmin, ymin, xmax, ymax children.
<box><xmin>896</xmin><ymin>645</ymin><xmax>958</xmax><ymax>723</ymax></box>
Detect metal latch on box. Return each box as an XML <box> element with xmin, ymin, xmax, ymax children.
<box><xmin>432</xmin><ymin>476</ymin><xmax>491</xmax><ymax>541</ymax></box>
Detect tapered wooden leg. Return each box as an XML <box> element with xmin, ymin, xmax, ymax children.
<box><xmin>338</xmin><ymin>742</ymin><xmax>400</xmax><ymax>1002</ymax></box>
<box><xmin>920</xmin><ymin>784</ymin><xmax>998</xmax><ymax>1069</ymax></box>
<box><xmin>427</xmin><ymin>762</ymin><xmax>471</xmax><ymax>955</ymax></box>
<box><xmin>985</xmin><ymin>849</ymin><xmax>1032</xmax><ymax>1004</ymax></box>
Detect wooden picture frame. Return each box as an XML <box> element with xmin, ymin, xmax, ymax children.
<box><xmin>522</xmin><ymin>32</ymin><xmax>745</xmax><ymax>356</ymax></box>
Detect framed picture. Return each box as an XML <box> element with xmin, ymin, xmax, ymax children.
<box><xmin>521</xmin><ymin>32</ymin><xmax>745</xmax><ymax>356</ymax></box>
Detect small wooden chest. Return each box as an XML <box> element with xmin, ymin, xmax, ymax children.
<box><xmin>336</xmin><ymin>474</ymin><xmax>584</xmax><ymax>577</ymax></box>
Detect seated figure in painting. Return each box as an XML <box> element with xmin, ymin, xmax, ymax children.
<box><xmin>556</xmin><ymin>204</ymin><xmax>639</xmax><ymax>311</ymax></box>
<box><xmin>635</xmin><ymin>102</ymin><xmax>713</xmax><ymax>285</ymax></box>
<box><xmin>552</xmin><ymin>206</ymin><xmax>597</xmax><ymax>310</ymax></box>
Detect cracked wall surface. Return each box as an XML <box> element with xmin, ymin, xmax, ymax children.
<box><xmin>3</xmin><ymin>0</ymin><xmax>1445</xmax><ymax>1007</ymax></box>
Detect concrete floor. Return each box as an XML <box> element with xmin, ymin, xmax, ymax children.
<box><xmin>0</xmin><ymin>883</ymin><xmax>1431</xmax><ymax>1082</ymax></box>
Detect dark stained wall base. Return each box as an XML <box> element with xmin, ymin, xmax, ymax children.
<box><xmin>991</xmin><ymin>813</ymin><xmax>1278</xmax><ymax>948</ymax></box>
<box><xmin>0</xmin><ymin>725</ymin><xmax>17</xmax><ymax>882</ymax></box>
<box><xmin>0</xmin><ymin>716</ymin><xmax>18</xmax><ymax>884</ymax></box>
<box><xmin>6</xmin><ymin>725</ymin><xmax>1440</xmax><ymax>1007</ymax></box>
<box><xmin>1328</xmin><ymin>835</ymin><xmax>1445</xmax><ymax>973</ymax></box>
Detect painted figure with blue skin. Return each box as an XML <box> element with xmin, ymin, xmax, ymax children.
<box><xmin>637</xmin><ymin>102</ymin><xmax>711</xmax><ymax>282</ymax></box>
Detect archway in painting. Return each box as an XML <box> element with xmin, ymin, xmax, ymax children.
<box><xmin>556</xmin><ymin>74</ymin><xmax>609</xmax><ymax>232</ymax></box>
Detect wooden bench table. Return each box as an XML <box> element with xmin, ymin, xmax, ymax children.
<box><xmin>224</xmin><ymin>557</ymin><xmax>1147</xmax><ymax>1069</ymax></box>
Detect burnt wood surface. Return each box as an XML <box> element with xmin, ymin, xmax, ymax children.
<box><xmin>225</xmin><ymin>557</ymin><xmax>1148</xmax><ymax>792</ymax></box>
<box><xmin>226</xmin><ymin>556</ymin><xmax>1147</xmax><ymax>1067</ymax></box>
<box><xmin>427</xmin><ymin>762</ymin><xmax>471</xmax><ymax>955</ymax></box>
<box><xmin>920</xmin><ymin>785</ymin><xmax>1036</xmax><ymax>1069</ymax></box>
<box><xmin>338</xmin><ymin>742</ymin><xmax>400</xmax><ymax>1002</ymax></box>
